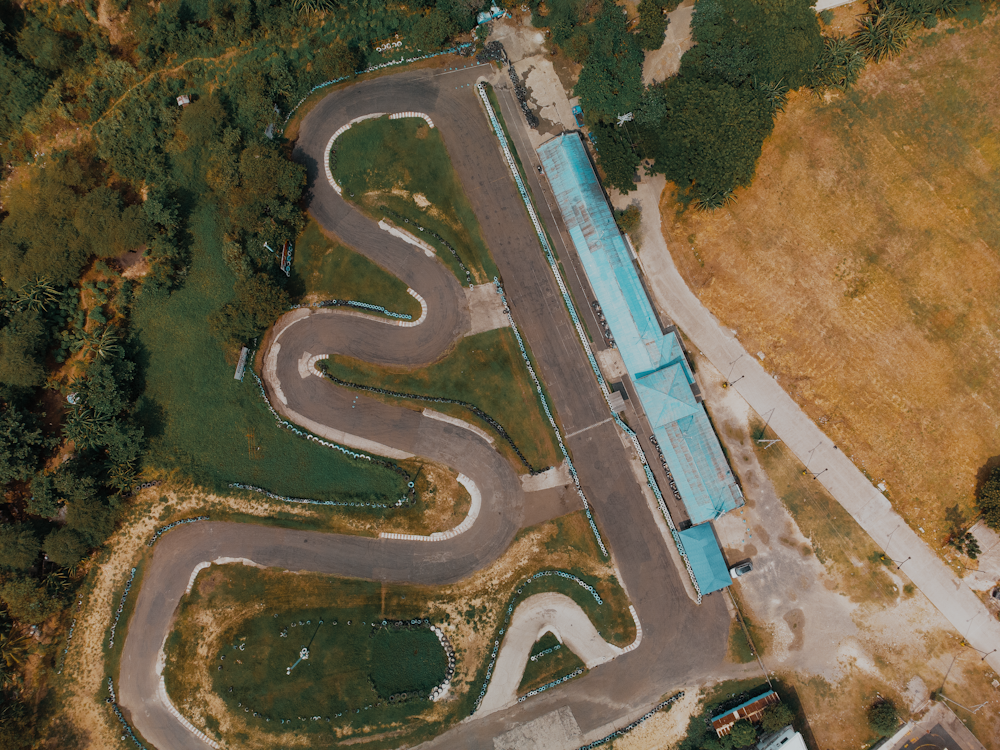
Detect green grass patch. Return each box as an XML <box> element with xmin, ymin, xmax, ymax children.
<box><xmin>133</xmin><ymin>205</ymin><xmax>409</xmax><ymax>506</ymax></box>
<box><xmin>727</xmin><ymin>620</ymin><xmax>756</xmax><ymax>664</ymax></box>
<box><xmin>332</xmin><ymin>115</ymin><xmax>497</xmax><ymax>284</ymax></box>
<box><xmin>293</xmin><ymin>220</ymin><xmax>420</xmax><ymax>319</ymax></box>
<box><xmin>321</xmin><ymin>328</ymin><xmax>561</xmax><ymax>472</ymax></box>
<box><xmin>750</xmin><ymin>416</ymin><xmax>900</xmax><ymax>605</ymax></box>
<box><xmin>518</xmin><ymin>636</ymin><xmax>586</xmax><ymax>695</ymax></box>
<box><xmin>214</xmin><ymin>611</ymin><xmax>446</xmax><ymax>722</ymax></box>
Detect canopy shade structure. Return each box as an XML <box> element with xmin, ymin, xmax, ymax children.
<box><xmin>678</xmin><ymin>524</ymin><xmax>732</xmax><ymax>595</ymax></box>
<box><xmin>538</xmin><ymin>133</ymin><xmax>743</xmax><ymax>525</ymax></box>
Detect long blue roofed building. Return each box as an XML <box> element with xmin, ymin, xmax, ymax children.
<box><xmin>537</xmin><ymin>132</ymin><xmax>742</xmax><ymax>594</ymax></box>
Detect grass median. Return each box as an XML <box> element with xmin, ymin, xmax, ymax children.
<box><xmin>518</xmin><ymin>632</ymin><xmax>587</xmax><ymax>695</ymax></box>
<box><xmin>332</xmin><ymin>115</ymin><xmax>497</xmax><ymax>284</ymax></box>
<box><xmin>293</xmin><ymin>219</ymin><xmax>421</xmax><ymax>319</ymax></box>
<box><xmin>321</xmin><ymin>328</ymin><xmax>561</xmax><ymax>473</ymax></box>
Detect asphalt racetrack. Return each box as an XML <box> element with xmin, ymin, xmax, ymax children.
<box><xmin>117</xmin><ymin>63</ymin><xmax>730</xmax><ymax>750</ymax></box>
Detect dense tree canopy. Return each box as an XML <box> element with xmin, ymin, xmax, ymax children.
<box><xmin>574</xmin><ymin>2</ymin><xmax>645</xmax><ymax>123</ymax></box>
<box><xmin>977</xmin><ymin>466</ymin><xmax>1000</xmax><ymax>530</ymax></box>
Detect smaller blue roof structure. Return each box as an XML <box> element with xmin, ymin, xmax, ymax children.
<box><xmin>679</xmin><ymin>524</ymin><xmax>731</xmax><ymax>595</ymax></box>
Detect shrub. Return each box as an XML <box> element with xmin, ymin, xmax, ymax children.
<box><xmin>977</xmin><ymin>466</ymin><xmax>1000</xmax><ymax>530</ymax></box>
<box><xmin>868</xmin><ymin>700</ymin><xmax>899</xmax><ymax>736</ymax></box>
<box><xmin>730</xmin><ymin>719</ymin><xmax>758</xmax><ymax>747</ymax></box>
<box><xmin>761</xmin><ymin>702</ymin><xmax>795</xmax><ymax>732</ymax></box>
<box><xmin>0</xmin><ymin>525</ymin><xmax>40</xmax><ymax>572</ymax></box>
<box><xmin>614</xmin><ymin>205</ymin><xmax>642</xmax><ymax>235</ymax></box>
<box><xmin>44</xmin><ymin>528</ymin><xmax>90</xmax><ymax>568</ymax></box>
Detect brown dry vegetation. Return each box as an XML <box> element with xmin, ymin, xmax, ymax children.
<box><xmin>658</xmin><ymin>13</ymin><xmax>1000</xmax><ymax>546</ymax></box>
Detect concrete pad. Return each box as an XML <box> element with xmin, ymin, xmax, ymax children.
<box><xmin>520</xmin><ymin>460</ymin><xmax>571</xmax><ymax>493</ymax></box>
<box><xmin>465</xmin><ymin>283</ymin><xmax>510</xmax><ymax>336</ymax></box>
<box><xmin>520</xmin><ymin>484</ymin><xmax>583</xmax><ymax>528</ymax></box>
<box><xmin>642</xmin><ymin>1</ymin><xmax>695</xmax><ymax>84</ymax></box>
<box><xmin>493</xmin><ymin>706</ymin><xmax>583</xmax><ymax>750</ymax></box>
<box><xmin>596</xmin><ymin>347</ymin><xmax>628</xmax><ymax>381</ymax></box>
<box><xmin>490</xmin><ymin>16</ymin><xmax>547</xmax><ymax>65</ymax></box>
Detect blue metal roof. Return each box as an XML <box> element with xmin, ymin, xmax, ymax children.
<box><xmin>678</xmin><ymin>524</ymin><xmax>732</xmax><ymax>594</ymax></box>
<box><xmin>538</xmin><ymin>133</ymin><xmax>743</xmax><ymax>525</ymax></box>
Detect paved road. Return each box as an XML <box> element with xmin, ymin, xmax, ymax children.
<box><xmin>118</xmin><ymin>64</ymin><xmax>730</xmax><ymax>750</ymax></box>
<box><xmin>630</xmin><ymin>174</ymin><xmax>1000</xmax><ymax>674</ymax></box>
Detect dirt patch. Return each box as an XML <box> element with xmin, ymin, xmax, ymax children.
<box><xmin>413</xmin><ymin>192</ymin><xmax>430</xmax><ymax>208</ymax></box>
<box><xmin>658</xmin><ymin>12</ymin><xmax>1000</xmax><ymax>549</ymax></box>
<box><xmin>782</xmin><ymin>609</ymin><xmax>805</xmax><ymax>652</ymax></box>
<box><xmin>608</xmin><ymin>688</ymin><xmax>702</xmax><ymax>750</ymax></box>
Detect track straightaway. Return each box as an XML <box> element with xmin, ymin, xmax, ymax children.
<box><xmin>117</xmin><ymin>66</ymin><xmax>730</xmax><ymax>750</ymax></box>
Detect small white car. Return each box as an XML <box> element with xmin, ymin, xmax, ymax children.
<box><xmin>729</xmin><ymin>561</ymin><xmax>753</xmax><ymax>579</ymax></box>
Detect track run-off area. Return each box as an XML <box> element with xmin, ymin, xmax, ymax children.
<box><xmin>117</xmin><ymin>63</ymin><xmax>731</xmax><ymax>750</ymax></box>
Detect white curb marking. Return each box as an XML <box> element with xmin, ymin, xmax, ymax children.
<box><xmin>379</xmin><ymin>473</ymin><xmax>481</xmax><ymax>541</ymax></box>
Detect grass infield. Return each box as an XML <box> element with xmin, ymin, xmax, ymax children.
<box><xmin>518</xmin><ymin>632</ymin><xmax>587</xmax><ymax>695</ymax></box>
<box><xmin>293</xmin><ymin>220</ymin><xmax>420</xmax><ymax>319</ymax></box>
<box><xmin>321</xmin><ymin>328</ymin><xmax>562</xmax><ymax>472</ymax></box>
<box><xmin>331</xmin><ymin>115</ymin><xmax>498</xmax><ymax>284</ymax></box>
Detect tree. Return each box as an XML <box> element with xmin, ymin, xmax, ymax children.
<box><xmin>210</xmin><ymin>273</ymin><xmax>290</xmax><ymax>346</ymax></box>
<box><xmin>0</xmin><ymin>311</ymin><xmax>46</xmax><ymax>388</ymax></box>
<box><xmin>852</xmin><ymin>1</ymin><xmax>910</xmax><ymax>63</ymax></box>
<box><xmin>614</xmin><ymin>205</ymin><xmax>641</xmax><ymax>234</ymax></box>
<box><xmin>761</xmin><ymin>703</ymin><xmax>794</xmax><ymax>732</ymax></box>
<box><xmin>650</xmin><ymin>74</ymin><xmax>774</xmax><ymax>206</ymax></box>
<box><xmin>868</xmin><ymin>700</ymin><xmax>898</xmax><ymax>736</ymax></box>
<box><xmin>0</xmin><ymin>405</ymin><xmax>43</xmax><ymax>485</ymax></box>
<box><xmin>26</xmin><ymin>474</ymin><xmax>59</xmax><ymax>518</ymax></box>
<box><xmin>590</xmin><ymin>121</ymin><xmax>642</xmax><ymax>194</ymax></box>
<box><xmin>636</xmin><ymin>0</ymin><xmax>669</xmax><ymax>51</ymax></box>
<box><xmin>0</xmin><ymin>576</ymin><xmax>63</xmax><ymax>625</ymax></box>
<box><xmin>411</xmin><ymin>10</ymin><xmax>455</xmax><ymax>51</ymax></box>
<box><xmin>0</xmin><ymin>526</ymin><xmax>40</xmax><ymax>572</ymax></box>
<box><xmin>574</xmin><ymin>2</ymin><xmax>645</xmax><ymax>124</ymax></box>
<box><xmin>729</xmin><ymin>719</ymin><xmax>758</xmax><ymax>747</ymax></box>
<box><xmin>312</xmin><ymin>39</ymin><xmax>359</xmax><ymax>83</ymax></box>
<box><xmin>977</xmin><ymin>466</ymin><xmax>1000</xmax><ymax>531</ymax></box>
<box><xmin>44</xmin><ymin>528</ymin><xmax>89</xmax><ymax>569</ymax></box>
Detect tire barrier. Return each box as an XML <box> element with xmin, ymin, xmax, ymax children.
<box><xmin>575</xmin><ymin>691</ymin><xmax>685</xmax><ymax>750</ymax></box>
<box><xmin>55</xmin><ymin>618</ymin><xmax>76</xmax><ymax>674</ymax></box>
<box><xmin>147</xmin><ymin>516</ymin><xmax>210</xmax><ymax>547</ymax></box>
<box><xmin>250</xmin><ymin>371</ymin><xmax>417</xmax><ymax>505</ymax></box>
<box><xmin>518</xmin><ymin>667</ymin><xmax>584</xmax><ymax>702</ymax></box>
<box><xmin>224</xmin><ymin>616</ymin><xmax>452</xmax><ymax>725</ymax></box>
<box><xmin>228</xmin><ymin>482</ymin><xmax>411</xmax><ymax>510</ymax></box>
<box><xmin>615</xmin><ymin>415</ymin><xmax>702</xmax><ymax>603</ymax></box>
<box><xmin>507</xmin><ymin>65</ymin><xmax>539</xmax><ymax>129</ymax></box>
<box><xmin>108</xmin><ymin>678</ymin><xmax>150</xmax><ymax>750</ymax></box>
<box><xmin>128</xmin><ymin>480</ymin><xmax>160</xmax><ymax>496</ymax></box>
<box><xmin>529</xmin><ymin>642</ymin><xmax>561</xmax><ymax>662</ymax></box>
<box><xmin>476</xmin><ymin>41</ymin><xmax>508</xmax><ymax>65</ymax></box>
<box><xmin>472</xmin><ymin>570</ymin><xmax>604</xmax><ymax>714</ymax></box>
<box><xmin>318</xmin><ymin>370</ymin><xmax>546</xmax><ymax>475</ymax></box>
<box><xmin>280</xmin><ymin>44</ymin><xmax>474</xmax><ymax>131</ymax></box>
<box><xmin>648</xmin><ymin>435</ymin><xmax>685</xmax><ymax>507</ymax></box>
<box><xmin>107</xmin><ymin>567</ymin><xmax>137</xmax><ymax>650</ymax></box>
<box><xmin>475</xmin><ymin>83</ymin><xmax>705</xmax><ymax>600</ymax></box>
<box><xmin>381</xmin><ymin>207</ymin><xmax>475</xmax><ymax>289</ymax></box>
<box><xmin>290</xmin><ymin>298</ymin><xmax>413</xmax><ymax>320</ymax></box>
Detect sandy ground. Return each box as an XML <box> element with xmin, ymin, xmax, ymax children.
<box><xmin>692</xmin><ymin>352</ymin><xmax>1000</xmax><ymax>749</ymax></box>
<box><xmin>465</xmin><ymin>283</ymin><xmax>511</xmax><ymax>336</ymax></box>
<box><xmin>641</xmin><ymin>1</ymin><xmax>695</xmax><ymax>84</ymax></box>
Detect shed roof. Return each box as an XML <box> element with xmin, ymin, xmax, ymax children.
<box><xmin>678</xmin><ymin>524</ymin><xmax>732</xmax><ymax>595</ymax></box>
<box><xmin>538</xmin><ymin>133</ymin><xmax>743</xmax><ymax>525</ymax></box>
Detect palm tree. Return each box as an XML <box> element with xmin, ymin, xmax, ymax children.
<box><xmin>82</xmin><ymin>327</ymin><xmax>123</xmax><ymax>361</ymax></box>
<box><xmin>15</xmin><ymin>277</ymin><xmax>60</xmax><ymax>312</ymax></box>
<box><xmin>293</xmin><ymin>0</ymin><xmax>335</xmax><ymax>11</ymax></box>
<box><xmin>0</xmin><ymin>631</ymin><xmax>30</xmax><ymax>669</ymax></box>
<box><xmin>109</xmin><ymin>461</ymin><xmax>138</xmax><ymax>493</ymax></box>
<box><xmin>853</xmin><ymin>3</ymin><xmax>911</xmax><ymax>63</ymax></box>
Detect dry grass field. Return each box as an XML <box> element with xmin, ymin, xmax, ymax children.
<box><xmin>659</xmin><ymin>11</ymin><xmax>1000</xmax><ymax>547</ymax></box>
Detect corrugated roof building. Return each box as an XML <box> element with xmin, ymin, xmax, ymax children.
<box><xmin>711</xmin><ymin>690</ymin><xmax>781</xmax><ymax>736</ymax></box>
<box><xmin>678</xmin><ymin>524</ymin><xmax>732</xmax><ymax>594</ymax></box>
<box><xmin>537</xmin><ymin>133</ymin><xmax>743</xmax><ymax>525</ymax></box>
